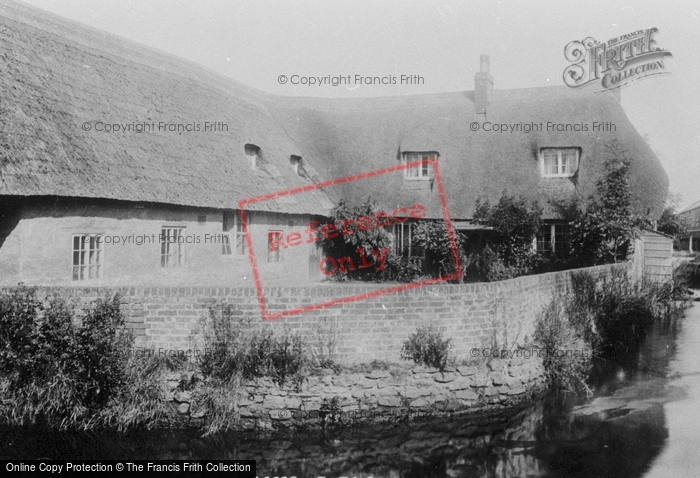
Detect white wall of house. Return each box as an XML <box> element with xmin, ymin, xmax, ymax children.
<box><xmin>0</xmin><ymin>200</ymin><xmax>323</xmax><ymax>287</ymax></box>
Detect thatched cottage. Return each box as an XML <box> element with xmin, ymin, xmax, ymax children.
<box><xmin>0</xmin><ymin>1</ymin><xmax>668</xmax><ymax>286</ymax></box>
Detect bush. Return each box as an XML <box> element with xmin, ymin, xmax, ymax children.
<box><xmin>316</xmin><ymin>199</ymin><xmax>393</xmax><ymax>282</ymax></box>
<box><xmin>535</xmin><ymin>268</ymin><xmax>684</xmax><ymax>394</ymax></box>
<box><xmin>472</xmin><ymin>193</ymin><xmax>542</xmax><ymax>269</ymax></box>
<box><xmin>568</xmin><ymin>142</ymin><xmax>646</xmax><ymax>265</ymax></box>
<box><xmin>197</xmin><ymin>304</ymin><xmax>308</xmax><ymax>388</ymax></box>
<box><xmin>412</xmin><ymin>220</ymin><xmax>468</xmax><ymax>281</ymax></box>
<box><xmin>534</xmin><ymin>298</ymin><xmax>593</xmax><ymax>394</ymax></box>
<box><xmin>675</xmin><ymin>261</ymin><xmax>700</xmax><ymax>289</ymax></box>
<box><xmin>97</xmin><ymin>352</ymin><xmax>172</xmax><ymax>432</ymax></box>
<box><xmin>383</xmin><ymin>254</ymin><xmax>426</xmax><ymax>283</ymax></box>
<box><xmin>535</xmin><ymin>268</ymin><xmax>687</xmax><ymax>393</ymax></box>
<box><xmin>0</xmin><ymin>286</ymin><xmax>147</xmax><ymax>430</ymax></box>
<box><xmin>400</xmin><ymin>325</ymin><xmax>452</xmax><ymax>371</ymax></box>
<box><xmin>193</xmin><ymin>376</ymin><xmax>242</xmax><ymax>436</ymax></box>
<box><xmin>475</xmin><ymin>245</ymin><xmax>521</xmax><ymax>282</ymax></box>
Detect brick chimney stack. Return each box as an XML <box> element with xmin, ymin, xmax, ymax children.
<box><xmin>474</xmin><ymin>54</ymin><xmax>493</xmax><ymax>123</ymax></box>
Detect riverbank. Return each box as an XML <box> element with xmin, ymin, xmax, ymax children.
<box><xmin>164</xmin><ymin>357</ymin><xmax>548</xmax><ymax>431</ymax></box>
<box><xmin>0</xmin><ymin>263</ymin><xmax>688</xmax><ymax>434</ymax></box>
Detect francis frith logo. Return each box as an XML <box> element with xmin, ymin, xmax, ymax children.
<box><xmin>563</xmin><ymin>27</ymin><xmax>672</xmax><ymax>90</ymax></box>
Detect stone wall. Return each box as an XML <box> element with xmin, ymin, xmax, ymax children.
<box><xmin>4</xmin><ymin>262</ymin><xmax>631</xmax><ymax>366</ymax></box>
<box><xmin>163</xmin><ymin>357</ymin><xmax>548</xmax><ymax>431</ymax></box>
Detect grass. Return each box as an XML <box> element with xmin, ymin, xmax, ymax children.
<box><xmin>534</xmin><ymin>267</ymin><xmax>690</xmax><ymax>394</ymax></box>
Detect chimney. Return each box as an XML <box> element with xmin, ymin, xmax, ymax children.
<box><xmin>474</xmin><ymin>54</ymin><xmax>493</xmax><ymax>123</ymax></box>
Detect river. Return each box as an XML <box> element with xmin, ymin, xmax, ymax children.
<box><xmin>2</xmin><ymin>302</ymin><xmax>698</xmax><ymax>477</ymax></box>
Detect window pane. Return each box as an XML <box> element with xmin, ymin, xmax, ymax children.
<box><xmin>554</xmin><ymin>225</ymin><xmax>569</xmax><ymax>255</ymax></box>
<box><xmin>543</xmin><ymin>150</ymin><xmax>558</xmax><ymax>175</ymax></box>
<box><xmin>268</xmin><ymin>231</ymin><xmax>281</xmax><ymax>262</ymax></box>
<box><xmin>222</xmin><ymin>235</ymin><xmax>232</xmax><ymax>255</ymax></box>
<box><xmin>537</xmin><ymin>225</ymin><xmax>552</xmax><ymax>253</ymax></box>
<box><xmin>561</xmin><ymin>149</ymin><xmax>577</xmax><ymax>175</ymax></box>
<box><xmin>236</xmin><ymin>234</ymin><xmax>246</xmax><ymax>255</ymax></box>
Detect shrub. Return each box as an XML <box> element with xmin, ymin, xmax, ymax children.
<box><xmin>193</xmin><ymin>376</ymin><xmax>242</xmax><ymax>436</ymax></box>
<box><xmin>569</xmin><ymin>142</ymin><xmax>646</xmax><ymax>265</ymax></box>
<box><xmin>536</xmin><ymin>268</ymin><xmax>684</xmax><ymax>394</ymax></box>
<box><xmin>475</xmin><ymin>245</ymin><xmax>521</xmax><ymax>282</ymax></box>
<box><xmin>197</xmin><ymin>304</ymin><xmax>308</xmax><ymax>388</ymax></box>
<box><xmin>412</xmin><ymin>220</ymin><xmax>468</xmax><ymax>281</ymax></box>
<box><xmin>383</xmin><ymin>254</ymin><xmax>426</xmax><ymax>283</ymax></box>
<box><xmin>317</xmin><ymin>199</ymin><xmax>393</xmax><ymax>281</ymax></box>
<box><xmin>0</xmin><ymin>286</ymin><xmax>141</xmax><ymax>430</ymax></box>
<box><xmin>675</xmin><ymin>261</ymin><xmax>700</xmax><ymax>290</ymax></box>
<box><xmin>534</xmin><ymin>298</ymin><xmax>593</xmax><ymax>394</ymax></box>
<box><xmin>472</xmin><ymin>193</ymin><xmax>542</xmax><ymax>269</ymax></box>
<box><xmin>97</xmin><ymin>352</ymin><xmax>172</xmax><ymax>431</ymax></box>
<box><xmin>400</xmin><ymin>325</ymin><xmax>452</xmax><ymax>370</ymax></box>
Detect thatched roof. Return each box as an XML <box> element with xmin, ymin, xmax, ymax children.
<box><xmin>0</xmin><ymin>0</ymin><xmax>331</xmax><ymax>215</ymax></box>
<box><xmin>269</xmin><ymin>87</ymin><xmax>669</xmax><ymax>220</ymax></box>
<box><xmin>0</xmin><ymin>0</ymin><xmax>668</xmax><ymax>220</ymax></box>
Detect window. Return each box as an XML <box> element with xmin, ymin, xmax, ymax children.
<box><xmin>393</xmin><ymin>221</ymin><xmax>420</xmax><ymax>257</ymax></box>
<box><xmin>402</xmin><ymin>152</ymin><xmax>438</xmax><ymax>179</ymax></box>
<box><xmin>72</xmin><ymin>234</ymin><xmax>103</xmax><ymax>280</ymax></box>
<box><xmin>540</xmin><ymin>148</ymin><xmax>579</xmax><ymax>178</ymax></box>
<box><xmin>245</xmin><ymin>144</ymin><xmax>263</xmax><ymax>170</ymax></box>
<box><xmin>268</xmin><ymin>230</ymin><xmax>282</xmax><ymax>262</ymax></box>
<box><xmin>290</xmin><ymin>155</ymin><xmax>305</xmax><ymax>177</ymax></box>
<box><xmin>161</xmin><ymin>227</ymin><xmax>185</xmax><ymax>267</ymax></box>
<box><xmin>536</xmin><ymin>224</ymin><xmax>569</xmax><ymax>255</ymax></box>
<box><xmin>222</xmin><ymin>211</ymin><xmax>246</xmax><ymax>255</ymax></box>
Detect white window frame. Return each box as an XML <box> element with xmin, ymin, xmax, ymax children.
<box><xmin>222</xmin><ymin>211</ymin><xmax>246</xmax><ymax>256</ymax></box>
<box><xmin>161</xmin><ymin>227</ymin><xmax>185</xmax><ymax>267</ymax></box>
<box><xmin>267</xmin><ymin>230</ymin><xmax>283</xmax><ymax>263</ymax></box>
<box><xmin>392</xmin><ymin>221</ymin><xmax>423</xmax><ymax>257</ymax></box>
<box><xmin>402</xmin><ymin>152</ymin><xmax>438</xmax><ymax>180</ymax></box>
<box><xmin>72</xmin><ymin>233</ymin><xmax>104</xmax><ymax>281</ymax></box>
<box><xmin>536</xmin><ymin>223</ymin><xmax>569</xmax><ymax>255</ymax></box>
<box><xmin>539</xmin><ymin>148</ymin><xmax>580</xmax><ymax>178</ymax></box>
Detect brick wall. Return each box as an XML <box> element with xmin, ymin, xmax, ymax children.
<box><xmin>5</xmin><ymin>263</ymin><xmax>630</xmax><ymax>365</ymax></box>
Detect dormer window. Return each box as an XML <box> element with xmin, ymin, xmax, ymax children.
<box><xmin>245</xmin><ymin>144</ymin><xmax>262</xmax><ymax>170</ymax></box>
<box><xmin>402</xmin><ymin>152</ymin><xmax>438</xmax><ymax>179</ymax></box>
<box><xmin>540</xmin><ymin>148</ymin><xmax>579</xmax><ymax>178</ymax></box>
<box><xmin>290</xmin><ymin>155</ymin><xmax>305</xmax><ymax>177</ymax></box>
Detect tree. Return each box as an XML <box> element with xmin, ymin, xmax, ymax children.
<box><xmin>316</xmin><ymin>199</ymin><xmax>393</xmax><ymax>281</ymax></box>
<box><xmin>656</xmin><ymin>194</ymin><xmax>689</xmax><ymax>237</ymax></box>
<box><xmin>472</xmin><ymin>192</ymin><xmax>543</xmax><ymax>268</ymax></box>
<box><xmin>569</xmin><ymin>141</ymin><xmax>645</xmax><ymax>265</ymax></box>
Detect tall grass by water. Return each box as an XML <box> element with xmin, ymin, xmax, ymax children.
<box><xmin>535</xmin><ymin>266</ymin><xmax>690</xmax><ymax>394</ymax></box>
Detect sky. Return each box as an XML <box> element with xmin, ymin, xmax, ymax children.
<box><xmin>18</xmin><ymin>0</ymin><xmax>700</xmax><ymax>210</ymax></box>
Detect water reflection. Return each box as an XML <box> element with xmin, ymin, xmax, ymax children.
<box><xmin>0</xmin><ymin>309</ymin><xmax>687</xmax><ymax>478</ymax></box>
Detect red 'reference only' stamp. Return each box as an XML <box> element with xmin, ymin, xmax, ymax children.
<box><xmin>239</xmin><ymin>158</ymin><xmax>462</xmax><ymax>321</ymax></box>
